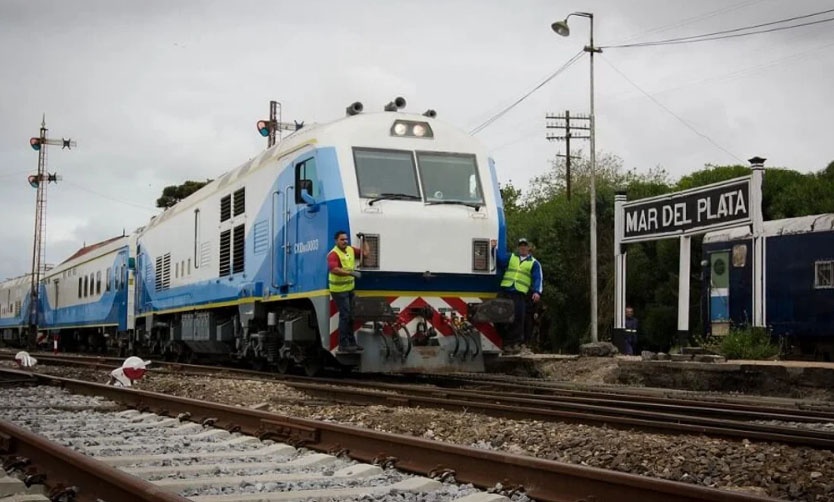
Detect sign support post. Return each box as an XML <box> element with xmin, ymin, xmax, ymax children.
<box><xmin>613</xmin><ymin>191</ymin><xmax>627</xmax><ymax>332</ymax></box>
<box><xmin>677</xmin><ymin>235</ymin><xmax>691</xmax><ymax>345</ymax></box>
<box><xmin>750</xmin><ymin>156</ymin><xmax>766</xmax><ymax>328</ymax></box>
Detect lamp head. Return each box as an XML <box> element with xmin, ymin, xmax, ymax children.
<box><xmin>551</xmin><ymin>19</ymin><xmax>570</xmax><ymax>36</ymax></box>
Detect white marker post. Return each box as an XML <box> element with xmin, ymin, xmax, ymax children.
<box><xmin>749</xmin><ymin>157</ymin><xmax>766</xmax><ymax>328</ymax></box>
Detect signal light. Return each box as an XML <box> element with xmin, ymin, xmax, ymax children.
<box><xmin>27</xmin><ymin>175</ymin><xmax>39</xmax><ymax>188</ymax></box>
<box><xmin>256</xmin><ymin>120</ymin><xmax>271</xmax><ymax>137</ymax></box>
<box><xmin>30</xmin><ymin>138</ymin><xmax>41</xmax><ymax>151</ymax></box>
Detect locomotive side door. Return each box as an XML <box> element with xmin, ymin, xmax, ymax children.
<box><xmin>272</xmin><ymin>189</ymin><xmax>286</xmax><ymax>291</ymax></box>
<box><xmin>288</xmin><ymin>156</ymin><xmax>319</xmax><ymax>291</ymax></box>
<box><xmin>709</xmin><ymin>250</ymin><xmax>731</xmax><ymax>334</ymax></box>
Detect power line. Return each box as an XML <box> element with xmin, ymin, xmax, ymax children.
<box><xmin>609</xmin><ymin>0</ymin><xmax>765</xmax><ymax>45</ymax></box>
<box><xmin>63</xmin><ymin>180</ymin><xmax>158</xmax><ymax>212</ymax></box>
<box><xmin>469</xmin><ymin>50</ymin><xmax>584</xmax><ymax>135</ymax></box>
<box><xmin>600</xmin><ymin>55</ymin><xmax>743</xmax><ymax>163</ymax></box>
<box><xmin>603</xmin><ymin>8</ymin><xmax>834</xmax><ymax>48</ymax></box>
<box><xmin>601</xmin><ymin>38</ymin><xmax>834</xmax><ymax>105</ymax></box>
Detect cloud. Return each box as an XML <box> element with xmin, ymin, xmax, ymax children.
<box><xmin>2</xmin><ymin>0</ymin><xmax>833</xmax><ymax>281</ymax></box>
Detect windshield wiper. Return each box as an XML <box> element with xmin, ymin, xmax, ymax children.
<box><xmin>368</xmin><ymin>192</ymin><xmax>421</xmax><ymax>206</ymax></box>
<box><xmin>426</xmin><ymin>200</ymin><xmax>482</xmax><ymax>211</ymax></box>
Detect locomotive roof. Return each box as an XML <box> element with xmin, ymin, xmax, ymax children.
<box><xmin>143</xmin><ymin>111</ymin><xmax>480</xmax><ymax>230</ymax></box>
<box><xmin>703</xmin><ymin>213</ymin><xmax>834</xmax><ymax>243</ymax></box>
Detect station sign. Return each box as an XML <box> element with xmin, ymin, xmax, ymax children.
<box><xmin>622</xmin><ymin>176</ymin><xmax>751</xmax><ymax>243</ymax></box>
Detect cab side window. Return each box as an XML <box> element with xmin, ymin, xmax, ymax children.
<box><xmin>294</xmin><ymin>158</ymin><xmax>317</xmax><ymax>204</ymax></box>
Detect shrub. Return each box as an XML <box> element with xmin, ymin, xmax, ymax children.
<box><xmin>707</xmin><ymin>327</ymin><xmax>780</xmax><ymax>360</ymax></box>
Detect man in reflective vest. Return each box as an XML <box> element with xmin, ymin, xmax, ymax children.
<box><xmin>493</xmin><ymin>237</ymin><xmax>543</xmax><ymax>354</ymax></box>
<box><xmin>328</xmin><ymin>230</ymin><xmax>370</xmax><ymax>352</ymax></box>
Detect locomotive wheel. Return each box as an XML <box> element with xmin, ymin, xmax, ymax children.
<box><xmin>303</xmin><ymin>358</ymin><xmax>322</xmax><ymax>377</ymax></box>
<box><xmin>276</xmin><ymin>357</ymin><xmax>291</xmax><ymax>374</ymax></box>
<box><xmin>250</xmin><ymin>358</ymin><xmax>267</xmax><ymax>372</ymax></box>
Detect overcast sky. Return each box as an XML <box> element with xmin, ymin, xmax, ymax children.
<box><xmin>1</xmin><ymin>0</ymin><xmax>832</xmax><ymax>280</ymax></box>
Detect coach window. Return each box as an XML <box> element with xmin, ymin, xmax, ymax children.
<box><xmin>84</xmin><ymin>276</ymin><xmax>89</xmax><ymax>298</ymax></box>
<box><xmin>294</xmin><ymin>158</ymin><xmax>317</xmax><ymax>204</ymax></box>
<box><xmin>96</xmin><ymin>271</ymin><xmax>102</xmax><ymax>295</ymax></box>
<box><xmin>417</xmin><ymin>152</ymin><xmax>483</xmax><ymax>205</ymax></box>
<box><xmin>815</xmin><ymin>260</ymin><xmax>834</xmax><ymax>289</ymax></box>
<box><xmin>353</xmin><ymin>148</ymin><xmax>420</xmax><ymax>200</ymax></box>
<box><xmin>78</xmin><ymin>277</ymin><xmax>82</xmax><ymax>298</ymax></box>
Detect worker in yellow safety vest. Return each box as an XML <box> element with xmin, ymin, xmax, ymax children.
<box><xmin>328</xmin><ymin>230</ymin><xmax>370</xmax><ymax>352</ymax></box>
<box><xmin>492</xmin><ymin>237</ymin><xmax>543</xmax><ymax>354</ymax></box>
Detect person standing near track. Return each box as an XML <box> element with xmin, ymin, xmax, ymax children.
<box><xmin>624</xmin><ymin>306</ymin><xmax>639</xmax><ymax>355</ymax></box>
<box><xmin>492</xmin><ymin>237</ymin><xmax>543</xmax><ymax>354</ymax></box>
<box><xmin>328</xmin><ymin>230</ymin><xmax>370</xmax><ymax>353</ymax></box>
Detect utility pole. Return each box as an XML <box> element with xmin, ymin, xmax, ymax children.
<box><xmin>27</xmin><ymin>115</ymin><xmax>75</xmax><ymax>340</ymax></box>
<box><xmin>545</xmin><ymin>110</ymin><xmax>590</xmax><ymax>200</ymax></box>
<box><xmin>256</xmin><ymin>101</ymin><xmax>303</xmax><ymax>148</ymax></box>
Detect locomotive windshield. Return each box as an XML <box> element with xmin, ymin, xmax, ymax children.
<box><xmin>353</xmin><ymin>148</ymin><xmax>420</xmax><ymax>199</ymax></box>
<box><xmin>353</xmin><ymin>148</ymin><xmax>484</xmax><ymax>206</ymax></box>
<box><xmin>417</xmin><ymin>152</ymin><xmax>483</xmax><ymax>205</ymax></box>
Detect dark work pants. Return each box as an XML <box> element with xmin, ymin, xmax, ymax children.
<box><xmin>524</xmin><ymin>296</ymin><xmax>535</xmax><ymax>344</ymax></box>
<box><xmin>498</xmin><ymin>289</ymin><xmax>526</xmax><ymax>346</ymax></box>
<box><xmin>331</xmin><ymin>291</ymin><xmax>356</xmax><ymax>348</ymax></box>
<box><xmin>624</xmin><ymin>334</ymin><xmax>637</xmax><ymax>355</ymax></box>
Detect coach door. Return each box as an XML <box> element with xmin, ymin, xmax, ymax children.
<box><xmin>709</xmin><ymin>251</ymin><xmax>731</xmax><ymax>334</ymax></box>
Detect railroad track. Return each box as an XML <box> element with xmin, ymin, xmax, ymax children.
<box><xmin>9</xmin><ymin>352</ymin><xmax>834</xmax><ymax>449</ymax></box>
<box><xmin>0</xmin><ymin>368</ymin><xmax>774</xmax><ymax>502</ymax></box>
<box><xmin>9</xmin><ymin>355</ymin><xmax>834</xmax><ymax>449</ymax></box>
<box><xmin>1</xmin><ymin>384</ymin><xmax>509</xmax><ymax>501</ymax></box>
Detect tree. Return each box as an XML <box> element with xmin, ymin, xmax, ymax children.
<box><xmin>156</xmin><ymin>179</ymin><xmax>212</xmax><ymax>209</ymax></box>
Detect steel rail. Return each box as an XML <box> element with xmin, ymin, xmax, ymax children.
<box><xmin>18</xmin><ymin>371</ymin><xmax>776</xmax><ymax>502</ymax></box>
<box><xmin>284</xmin><ymin>381</ymin><xmax>834</xmax><ymax>449</ymax></box>
<box><xmin>9</xmin><ymin>353</ymin><xmax>834</xmax><ymax>448</ymax></box>
<box><xmin>431</xmin><ymin>373</ymin><xmax>834</xmax><ymax>418</ymax></box>
<box><xmin>12</xmin><ymin>352</ymin><xmax>834</xmax><ymax>421</ymax></box>
<box><xmin>0</xmin><ymin>418</ymin><xmax>189</xmax><ymax>502</ymax></box>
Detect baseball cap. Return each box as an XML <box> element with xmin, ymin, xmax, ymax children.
<box><xmin>518</xmin><ymin>238</ymin><xmax>529</xmax><ymax>245</ymax></box>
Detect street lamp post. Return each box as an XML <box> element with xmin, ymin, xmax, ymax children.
<box><xmin>552</xmin><ymin>12</ymin><xmax>602</xmax><ymax>343</ymax></box>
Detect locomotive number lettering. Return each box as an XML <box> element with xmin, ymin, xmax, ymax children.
<box><xmin>293</xmin><ymin>239</ymin><xmax>319</xmax><ymax>254</ymax></box>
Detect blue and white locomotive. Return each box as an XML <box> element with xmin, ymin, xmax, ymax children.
<box><xmin>124</xmin><ymin>98</ymin><xmax>510</xmax><ymax>373</ymax></box>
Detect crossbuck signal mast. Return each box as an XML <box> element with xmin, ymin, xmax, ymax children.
<box><xmin>27</xmin><ymin>115</ymin><xmax>75</xmax><ymax>338</ymax></box>
<box><xmin>546</xmin><ymin>111</ymin><xmax>590</xmax><ymax>201</ymax></box>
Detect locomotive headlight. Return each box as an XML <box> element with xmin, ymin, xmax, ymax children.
<box><xmin>390</xmin><ymin>120</ymin><xmax>434</xmax><ymax>139</ymax></box>
<box><xmin>393</xmin><ymin>122</ymin><xmax>408</xmax><ymax>136</ymax></box>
